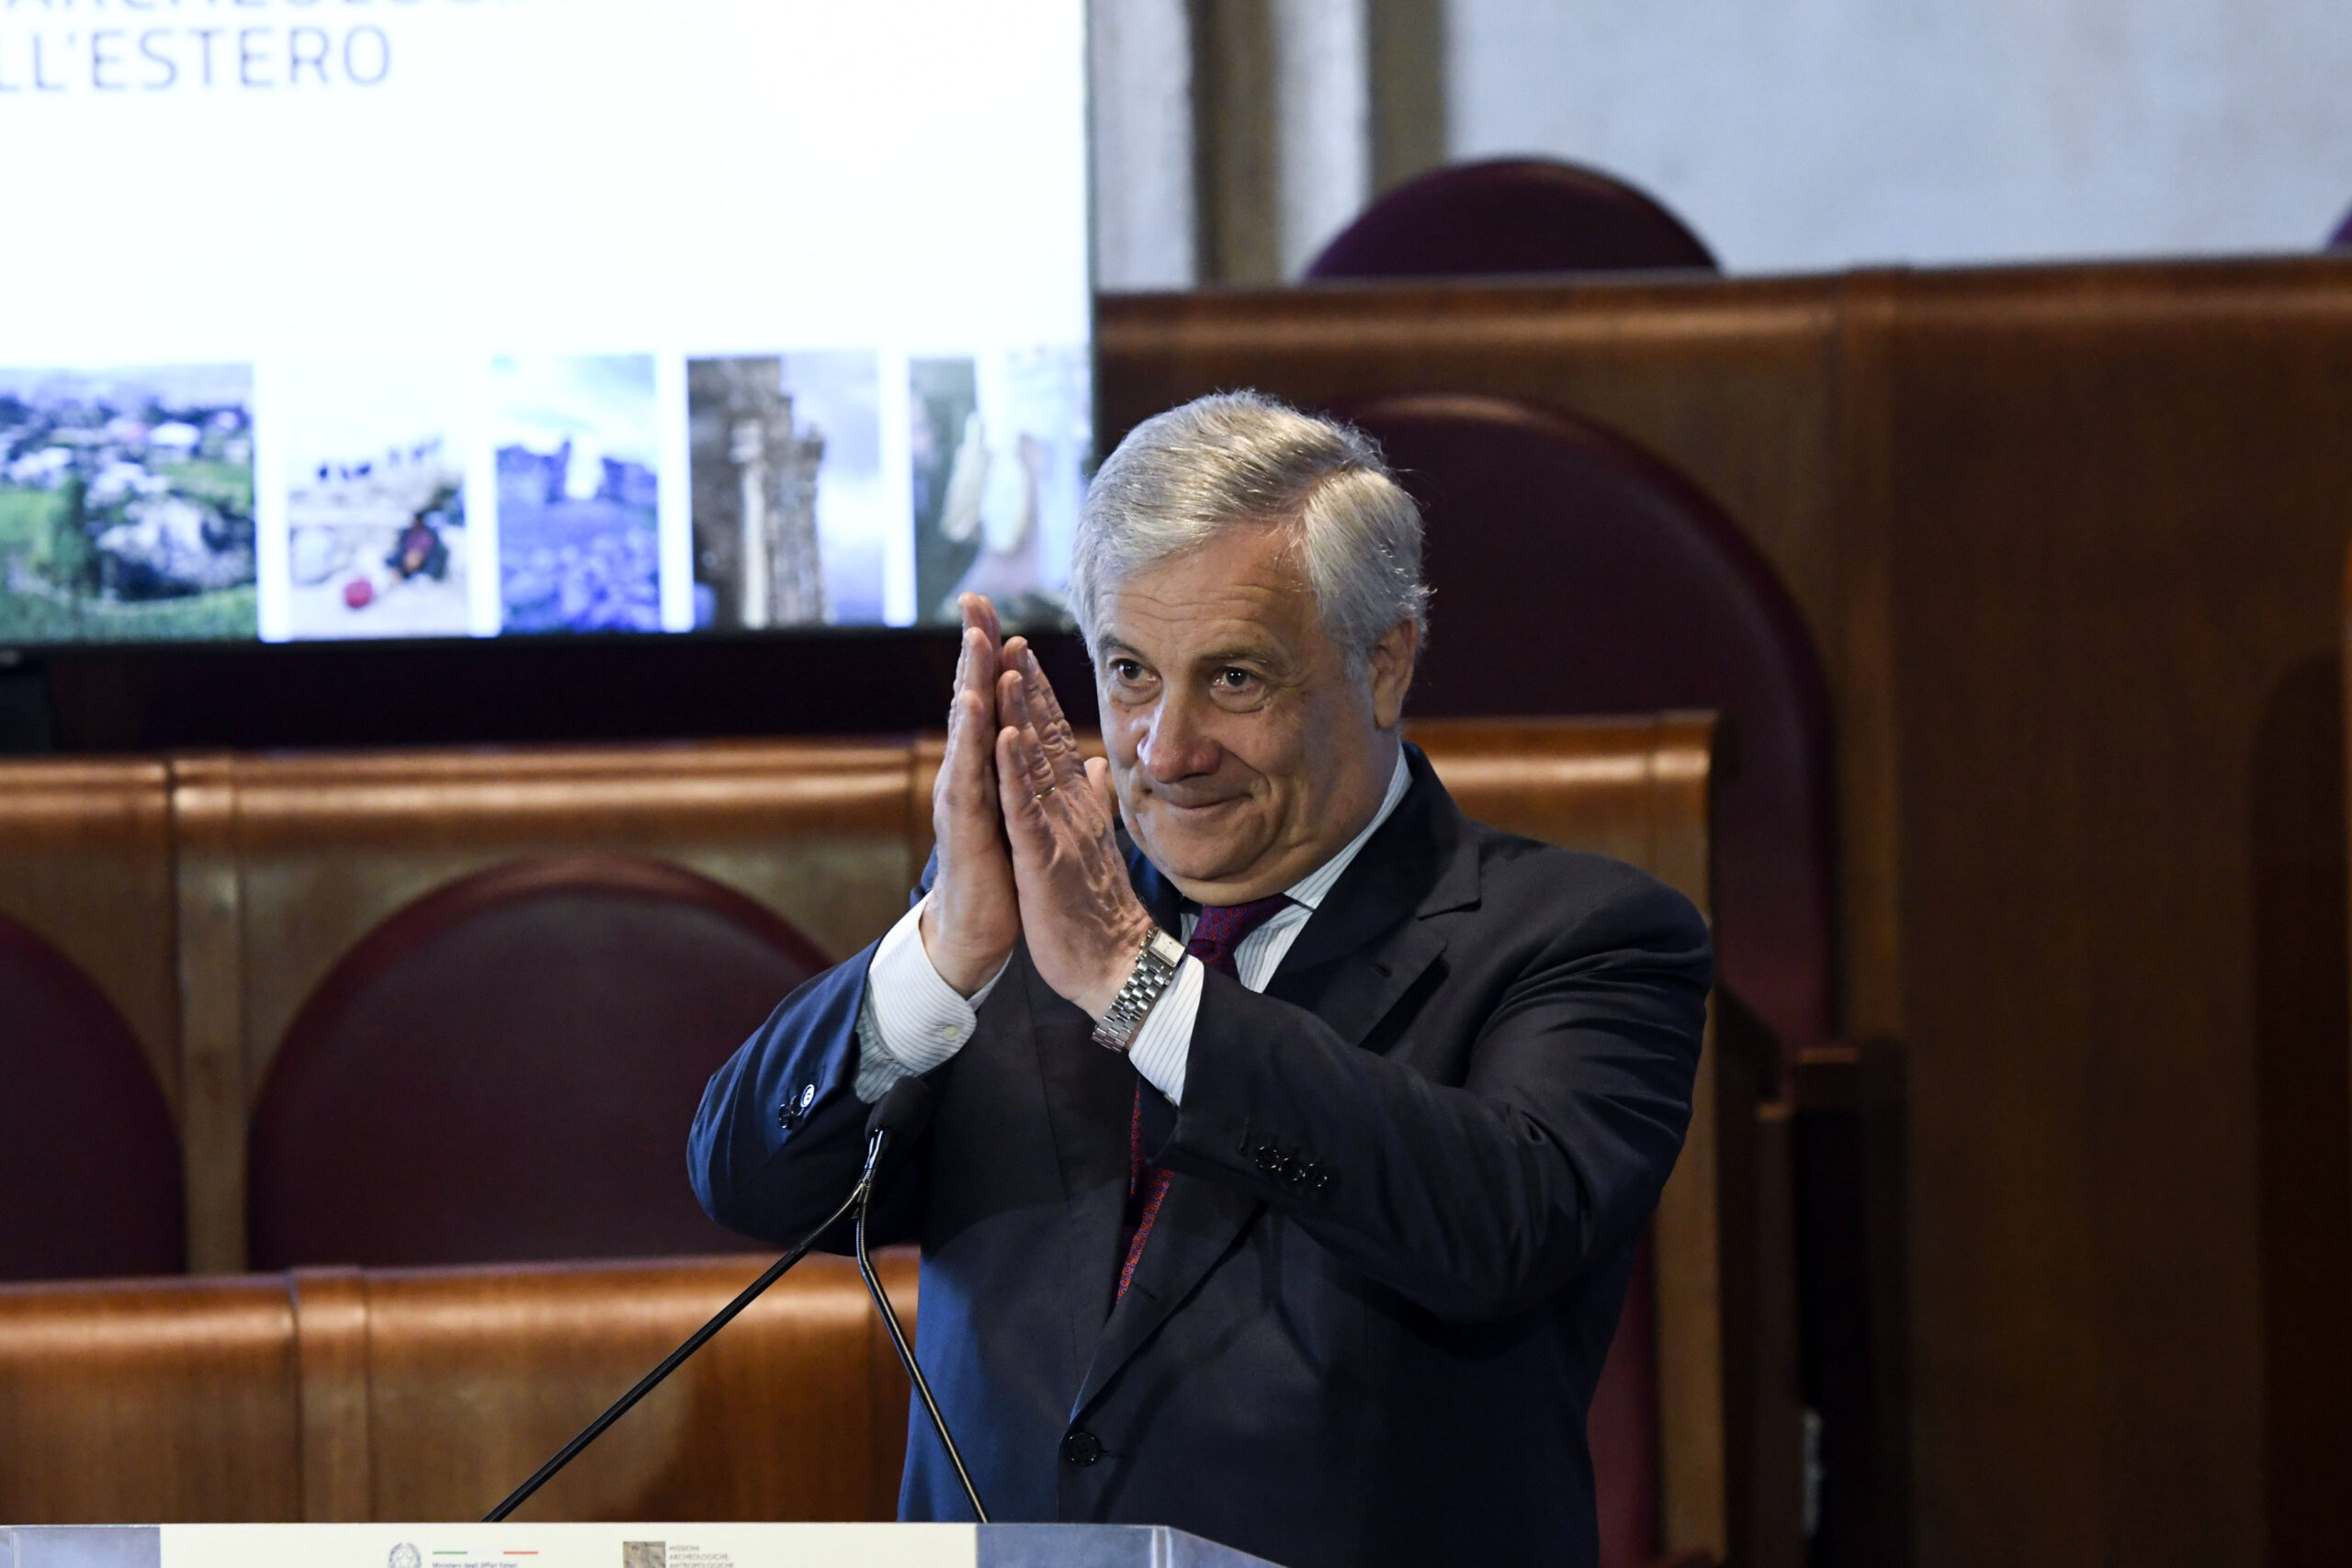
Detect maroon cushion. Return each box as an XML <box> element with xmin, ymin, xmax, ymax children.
<box><xmin>1305</xmin><ymin>158</ymin><xmax>1716</xmax><ymax>281</ymax></box>
<box><xmin>1347</xmin><ymin>392</ymin><xmax>1838</xmax><ymax>1061</ymax></box>
<box><xmin>247</xmin><ymin>856</ymin><xmax>831</xmax><ymax>1269</ymax></box>
<box><xmin>0</xmin><ymin>913</ymin><xmax>184</xmax><ymax>1280</ymax></box>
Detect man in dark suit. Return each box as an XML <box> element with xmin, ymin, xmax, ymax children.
<box><xmin>690</xmin><ymin>391</ymin><xmax>1710</xmax><ymax>1568</ymax></box>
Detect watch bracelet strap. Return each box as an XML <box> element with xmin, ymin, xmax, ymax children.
<box><xmin>1093</xmin><ymin>928</ymin><xmax>1183</xmax><ymax>1051</ymax></box>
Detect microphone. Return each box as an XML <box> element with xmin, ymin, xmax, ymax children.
<box><xmin>851</xmin><ymin>1077</ymin><xmax>989</xmax><ymax>1523</ymax></box>
<box><xmin>482</xmin><ymin>1077</ymin><xmax>940</xmax><ymax>1524</ymax></box>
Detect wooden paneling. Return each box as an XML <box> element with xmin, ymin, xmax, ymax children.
<box><xmin>292</xmin><ymin>1269</ymin><xmax>371</xmax><ymax>1522</ymax></box>
<box><xmin>357</xmin><ymin>1253</ymin><xmax>915</xmax><ymax>1524</ymax></box>
<box><xmin>1099</xmin><ymin>277</ymin><xmax>1847</xmax><ymax>694</ymax></box>
<box><xmin>169</xmin><ymin>739</ymin><xmax>917</xmax><ymax>1272</ymax></box>
<box><xmin>1104</xmin><ymin>256</ymin><xmax>2352</xmax><ymax>1567</ymax></box>
<box><xmin>1866</xmin><ymin>262</ymin><xmax>2352</xmax><ymax>1568</ymax></box>
<box><xmin>0</xmin><ymin>1274</ymin><xmax>300</xmax><ymax>1522</ymax></box>
<box><xmin>199</xmin><ymin>739</ymin><xmax>916</xmax><ymax>1052</ymax></box>
<box><xmin>1412</xmin><ymin>714</ymin><xmax>1715</xmax><ymax>911</ymax></box>
<box><xmin>0</xmin><ymin>1253</ymin><xmax>915</xmax><ymax>1527</ymax></box>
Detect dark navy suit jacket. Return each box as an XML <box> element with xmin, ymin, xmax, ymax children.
<box><xmin>689</xmin><ymin>746</ymin><xmax>1710</xmax><ymax>1568</ymax></box>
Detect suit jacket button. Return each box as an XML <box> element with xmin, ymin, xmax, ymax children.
<box><xmin>1061</xmin><ymin>1429</ymin><xmax>1102</xmax><ymax>1466</ymax></box>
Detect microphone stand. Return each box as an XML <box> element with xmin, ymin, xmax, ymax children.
<box><xmin>856</xmin><ymin>1151</ymin><xmax>989</xmax><ymax>1523</ymax></box>
<box><xmin>482</xmin><ymin>1140</ymin><xmax>881</xmax><ymax>1524</ymax></box>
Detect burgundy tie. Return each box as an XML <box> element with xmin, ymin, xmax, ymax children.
<box><xmin>1116</xmin><ymin>895</ymin><xmax>1293</xmax><ymax>1301</ymax></box>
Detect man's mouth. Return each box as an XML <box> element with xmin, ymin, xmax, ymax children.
<box><xmin>1151</xmin><ymin>793</ymin><xmax>1244</xmax><ymax>816</ymax></box>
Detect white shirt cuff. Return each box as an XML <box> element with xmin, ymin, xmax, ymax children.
<box><xmin>854</xmin><ymin>897</ymin><xmax>1007</xmax><ymax>1101</ymax></box>
<box><xmin>1124</xmin><ymin>954</ymin><xmax>1202</xmax><ymax>1106</ymax></box>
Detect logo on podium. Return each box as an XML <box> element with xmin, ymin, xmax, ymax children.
<box><xmin>388</xmin><ymin>1547</ymin><xmax>423</xmax><ymax>1568</ymax></box>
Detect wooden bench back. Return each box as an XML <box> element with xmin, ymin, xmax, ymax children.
<box><xmin>0</xmin><ymin>1252</ymin><xmax>916</xmax><ymax>1526</ymax></box>
<box><xmin>170</xmin><ymin>740</ymin><xmax>916</xmax><ymax>1272</ymax></box>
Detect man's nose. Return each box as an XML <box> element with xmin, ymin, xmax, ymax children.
<box><xmin>1138</xmin><ymin>694</ymin><xmax>1219</xmax><ymax>782</ymax></box>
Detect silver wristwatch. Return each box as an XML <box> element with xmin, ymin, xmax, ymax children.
<box><xmin>1092</xmin><ymin>927</ymin><xmax>1187</xmax><ymax>1053</ymax></box>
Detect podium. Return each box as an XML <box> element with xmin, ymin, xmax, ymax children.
<box><xmin>2</xmin><ymin>1524</ymin><xmax>1283</xmax><ymax>1568</ymax></box>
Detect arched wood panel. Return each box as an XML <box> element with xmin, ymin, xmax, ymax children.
<box><xmin>171</xmin><ymin>739</ymin><xmax>917</xmax><ymax>1272</ymax></box>
<box><xmin>248</xmin><ymin>857</ymin><xmax>832</xmax><ymax>1269</ymax></box>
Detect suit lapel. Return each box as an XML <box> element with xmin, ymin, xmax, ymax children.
<box><xmin>1070</xmin><ymin>749</ymin><xmax>1481</xmax><ymax>1419</ymax></box>
<box><xmin>1262</xmin><ymin>762</ymin><xmax>1474</xmax><ymax>1042</ymax></box>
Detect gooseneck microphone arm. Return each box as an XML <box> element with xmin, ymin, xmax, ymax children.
<box><xmin>482</xmin><ymin>1078</ymin><xmax>933</xmax><ymax>1524</ymax></box>
<box><xmin>854</xmin><ymin>1085</ymin><xmax>988</xmax><ymax>1523</ymax></box>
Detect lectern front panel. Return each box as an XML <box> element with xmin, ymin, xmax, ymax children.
<box><xmin>0</xmin><ymin>1524</ymin><xmax>1284</xmax><ymax>1568</ymax></box>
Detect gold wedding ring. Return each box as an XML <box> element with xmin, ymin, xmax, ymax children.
<box><xmin>1035</xmin><ymin>784</ymin><xmax>1057</xmax><ymax>800</ymax></box>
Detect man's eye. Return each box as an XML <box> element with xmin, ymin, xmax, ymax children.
<box><xmin>1110</xmin><ymin>659</ymin><xmax>1148</xmax><ymax>683</ymax></box>
<box><xmin>1216</xmin><ymin>668</ymin><xmax>1253</xmax><ymax>689</ymax></box>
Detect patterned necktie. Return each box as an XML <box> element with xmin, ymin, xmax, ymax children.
<box><xmin>1116</xmin><ymin>894</ymin><xmax>1294</xmax><ymax>1301</ymax></box>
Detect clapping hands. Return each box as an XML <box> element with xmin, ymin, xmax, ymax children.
<box><xmin>919</xmin><ymin>595</ymin><xmax>1156</xmax><ymax>1018</ymax></box>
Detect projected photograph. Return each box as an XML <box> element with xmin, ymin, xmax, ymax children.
<box><xmin>687</xmin><ymin>352</ymin><xmax>887</xmax><ymax>630</ymax></box>
<box><xmin>278</xmin><ymin>360</ymin><xmax>472</xmax><ymax>640</ymax></box>
<box><xmin>492</xmin><ymin>354</ymin><xmax>662</xmax><ymax>635</ymax></box>
<box><xmin>0</xmin><ymin>365</ymin><xmax>256</xmax><ymax>643</ymax></box>
<box><xmin>910</xmin><ymin>347</ymin><xmax>1090</xmax><ymax>626</ymax></box>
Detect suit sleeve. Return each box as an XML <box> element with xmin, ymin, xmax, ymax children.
<box><xmin>690</xmin><ymin>861</ymin><xmax>946</xmax><ymax>1251</ymax></box>
<box><xmin>1151</xmin><ymin>872</ymin><xmax>1711</xmax><ymax>1324</ymax></box>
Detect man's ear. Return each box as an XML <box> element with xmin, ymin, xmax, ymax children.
<box><xmin>1368</xmin><ymin>619</ymin><xmax>1419</xmax><ymax>729</ymax></box>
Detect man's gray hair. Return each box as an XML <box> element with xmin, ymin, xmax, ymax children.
<box><xmin>1071</xmin><ymin>390</ymin><xmax>1429</xmax><ymax>671</ymax></box>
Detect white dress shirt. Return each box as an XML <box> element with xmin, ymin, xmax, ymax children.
<box><xmin>853</xmin><ymin>749</ymin><xmax>1413</xmax><ymax>1106</ymax></box>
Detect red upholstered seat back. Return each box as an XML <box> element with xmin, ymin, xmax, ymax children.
<box><xmin>1357</xmin><ymin>393</ymin><xmax>1837</xmax><ymax>1060</ymax></box>
<box><xmin>246</xmin><ymin>855</ymin><xmax>831</xmax><ymax>1269</ymax></box>
<box><xmin>1304</xmin><ymin>158</ymin><xmax>1716</xmax><ymax>280</ymax></box>
<box><xmin>0</xmin><ymin>912</ymin><xmax>184</xmax><ymax>1280</ymax></box>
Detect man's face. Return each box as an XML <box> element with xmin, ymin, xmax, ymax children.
<box><xmin>1095</xmin><ymin>522</ymin><xmax>1416</xmax><ymax>905</ymax></box>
